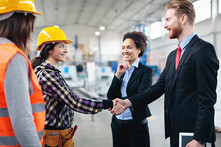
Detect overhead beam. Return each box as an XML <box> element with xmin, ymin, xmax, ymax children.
<box><xmin>105</xmin><ymin>0</ymin><xmax>136</xmax><ymax>27</ymax></box>
<box><xmin>75</xmin><ymin>0</ymin><xmax>88</xmax><ymax>24</ymax></box>
<box><xmin>95</xmin><ymin>0</ymin><xmax>118</xmax><ymax>26</ymax></box>
<box><xmin>85</xmin><ymin>0</ymin><xmax>102</xmax><ymax>25</ymax></box>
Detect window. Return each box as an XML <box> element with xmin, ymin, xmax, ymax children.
<box><xmin>219</xmin><ymin>0</ymin><xmax>221</xmax><ymax>13</ymax></box>
<box><xmin>150</xmin><ymin>21</ymin><xmax>162</xmax><ymax>39</ymax></box>
<box><xmin>193</xmin><ymin>0</ymin><xmax>211</xmax><ymax>23</ymax></box>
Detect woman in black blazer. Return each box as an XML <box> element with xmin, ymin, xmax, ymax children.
<box><xmin>107</xmin><ymin>31</ymin><xmax>152</xmax><ymax>147</ymax></box>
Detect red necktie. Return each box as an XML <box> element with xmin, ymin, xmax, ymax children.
<box><xmin>175</xmin><ymin>45</ymin><xmax>181</xmax><ymax>70</ymax></box>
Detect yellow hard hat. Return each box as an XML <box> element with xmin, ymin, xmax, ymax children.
<box><xmin>36</xmin><ymin>26</ymin><xmax>73</xmax><ymax>51</ymax></box>
<box><xmin>0</xmin><ymin>0</ymin><xmax>42</xmax><ymax>15</ymax></box>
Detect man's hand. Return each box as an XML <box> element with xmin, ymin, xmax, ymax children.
<box><xmin>115</xmin><ymin>63</ymin><xmax>128</xmax><ymax>79</ymax></box>
<box><xmin>110</xmin><ymin>98</ymin><xmax>132</xmax><ymax>115</ymax></box>
<box><xmin>186</xmin><ymin>139</ymin><xmax>204</xmax><ymax>147</ymax></box>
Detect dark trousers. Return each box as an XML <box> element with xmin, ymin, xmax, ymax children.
<box><xmin>170</xmin><ymin>137</ymin><xmax>179</xmax><ymax>147</ymax></box>
<box><xmin>111</xmin><ymin>117</ymin><xmax>150</xmax><ymax>147</ymax></box>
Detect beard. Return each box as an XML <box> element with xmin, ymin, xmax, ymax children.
<box><xmin>169</xmin><ymin>22</ymin><xmax>183</xmax><ymax>39</ymax></box>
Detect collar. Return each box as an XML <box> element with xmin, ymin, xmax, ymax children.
<box><xmin>35</xmin><ymin>62</ymin><xmax>61</xmax><ymax>73</ymax></box>
<box><xmin>179</xmin><ymin>33</ymin><xmax>196</xmax><ymax>50</ymax></box>
<box><xmin>42</xmin><ymin>62</ymin><xmax>60</xmax><ymax>72</ymax></box>
<box><xmin>131</xmin><ymin>58</ymin><xmax>139</xmax><ymax>68</ymax></box>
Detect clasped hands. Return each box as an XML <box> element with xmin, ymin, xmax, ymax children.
<box><xmin>110</xmin><ymin>98</ymin><xmax>132</xmax><ymax>115</ymax></box>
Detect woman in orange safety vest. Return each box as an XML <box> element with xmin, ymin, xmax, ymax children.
<box><xmin>0</xmin><ymin>0</ymin><xmax>45</xmax><ymax>146</ymax></box>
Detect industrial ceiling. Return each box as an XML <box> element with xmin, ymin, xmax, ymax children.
<box><xmin>34</xmin><ymin>0</ymin><xmax>197</xmax><ymax>33</ymax></box>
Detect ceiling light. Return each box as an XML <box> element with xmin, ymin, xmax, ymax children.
<box><xmin>99</xmin><ymin>26</ymin><xmax>105</xmax><ymax>31</ymax></box>
<box><xmin>95</xmin><ymin>31</ymin><xmax>100</xmax><ymax>36</ymax></box>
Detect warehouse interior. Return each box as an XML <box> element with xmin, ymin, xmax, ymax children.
<box><xmin>4</xmin><ymin>0</ymin><xmax>220</xmax><ymax>146</ymax></box>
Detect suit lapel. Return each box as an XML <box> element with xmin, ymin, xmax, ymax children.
<box><xmin>127</xmin><ymin>62</ymin><xmax>142</xmax><ymax>89</ymax></box>
<box><xmin>171</xmin><ymin>35</ymin><xmax>199</xmax><ymax>88</ymax></box>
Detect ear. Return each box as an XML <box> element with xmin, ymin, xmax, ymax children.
<box><xmin>138</xmin><ymin>48</ymin><xmax>141</xmax><ymax>54</ymax></box>
<box><xmin>180</xmin><ymin>14</ymin><xmax>188</xmax><ymax>25</ymax></box>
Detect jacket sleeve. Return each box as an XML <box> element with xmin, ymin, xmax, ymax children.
<box><xmin>128</xmin><ymin>68</ymin><xmax>165</xmax><ymax>109</ymax></box>
<box><xmin>39</xmin><ymin>70</ymin><xmax>112</xmax><ymax>114</ymax></box>
<box><xmin>193</xmin><ymin>43</ymin><xmax>219</xmax><ymax>142</ymax></box>
<box><xmin>107</xmin><ymin>75</ymin><xmax>123</xmax><ymax>100</ymax></box>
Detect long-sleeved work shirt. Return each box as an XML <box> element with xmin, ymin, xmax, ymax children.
<box><xmin>34</xmin><ymin>62</ymin><xmax>112</xmax><ymax>129</ymax></box>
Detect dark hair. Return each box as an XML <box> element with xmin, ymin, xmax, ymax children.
<box><xmin>31</xmin><ymin>43</ymin><xmax>58</xmax><ymax>69</ymax></box>
<box><xmin>167</xmin><ymin>0</ymin><xmax>195</xmax><ymax>25</ymax></box>
<box><xmin>0</xmin><ymin>13</ymin><xmax>36</xmax><ymax>52</ymax></box>
<box><xmin>123</xmin><ymin>31</ymin><xmax>148</xmax><ymax>57</ymax></box>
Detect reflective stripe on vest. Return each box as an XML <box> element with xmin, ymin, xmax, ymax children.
<box><xmin>0</xmin><ymin>43</ymin><xmax>46</xmax><ymax>146</ymax></box>
<box><xmin>0</xmin><ymin>130</ymin><xmax>44</xmax><ymax>146</ymax></box>
<box><xmin>0</xmin><ymin>103</ymin><xmax>45</xmax><ymax>117</ymax></box>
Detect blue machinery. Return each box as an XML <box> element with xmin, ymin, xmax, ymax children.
<box><xmin>134</xmin><ymin>24</ymin><xmax>160</xmax><ymax>76</ymax></box>
<box><xmin>74</xmin><ymin>34</ymin><xmax>78</xmax><ymax>49</ymax></box>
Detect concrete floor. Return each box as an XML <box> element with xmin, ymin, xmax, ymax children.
<box><xmin>72</xmin><ymin>96</ymin><xmax>221</xmax><ymax>147</ymax></box>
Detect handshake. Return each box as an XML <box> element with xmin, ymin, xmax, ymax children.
<box><xmin>109</xmin><ymin>98</ymin><xmax>132</xmax><ymax>115</ymax></box>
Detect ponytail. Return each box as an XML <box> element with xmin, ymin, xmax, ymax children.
<box><xmin>31</xmin><ymin>56</ymin><xmax>43</xmax><ymax>69</ymax></box>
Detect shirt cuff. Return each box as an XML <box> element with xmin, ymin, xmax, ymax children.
<box><xmin>102</xmin><ymin>100</ymin><xmax>113</xmax><ymax>109</ymax></box>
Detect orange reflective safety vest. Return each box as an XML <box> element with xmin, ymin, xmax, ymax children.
<box><xmin>0</xmin><ymin>43</ymin><xmax>46</xmax><ymax>146</ymax></box>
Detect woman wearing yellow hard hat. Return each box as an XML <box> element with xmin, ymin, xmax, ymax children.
<box><xmin>0</xmin><ymin>0</ymin><xmax>45</xmax><ymax>147</ymax></box>
<box><xmin>31</xmin><ymin>26</ymin><xmax>124</xmax><ymax>147</ymax></box>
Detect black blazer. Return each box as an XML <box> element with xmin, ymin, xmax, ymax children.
<box><xmin>128</xmin><ymin>35</ymin><xmax>219</xmax><ymax>143</ymax></box>
<box><xmin>107</xmin><ymin>62</ymin><xmax>152</xmax><ymax>120</ymax></box>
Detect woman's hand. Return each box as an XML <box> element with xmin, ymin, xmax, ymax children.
<box><xmin>115</xmin><ymin>63</ymin><xmax>128</xmax><ymax>79</ymax></box>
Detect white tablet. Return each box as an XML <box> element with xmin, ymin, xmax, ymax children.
<box><xmin>179</xmin><ymin>132</ymin><xmax>212</xmax><ymax>147</ymax></box>
<box><xmin>179</xmin><ymin>132</ymin><xmax>194</xmax><ymax>147</ymax></box>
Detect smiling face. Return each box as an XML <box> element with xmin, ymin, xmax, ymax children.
<box><xmin>164</xmin><ymin>9</ymin><xmax>183</xmax><ymax>39</ymax></box>
<box><xmin>122</xmin><ymin>38</ymin><xmax>141</xmax><ymax>65</ymax></box>
<box><xmin>49</xmin><ymin>42</ymin><xmax>68</xmax><ymax>63</ymax></box>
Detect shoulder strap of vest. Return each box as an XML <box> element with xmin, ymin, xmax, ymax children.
<box><xmin>0</xmin><ymin>43</ymin><xmax>19</xmax><ymax>81</ymax></box>
<box><xmin>0</xmin><ymin>43</ymin><xmax>41</xmax><ymax>92</ymax></box>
